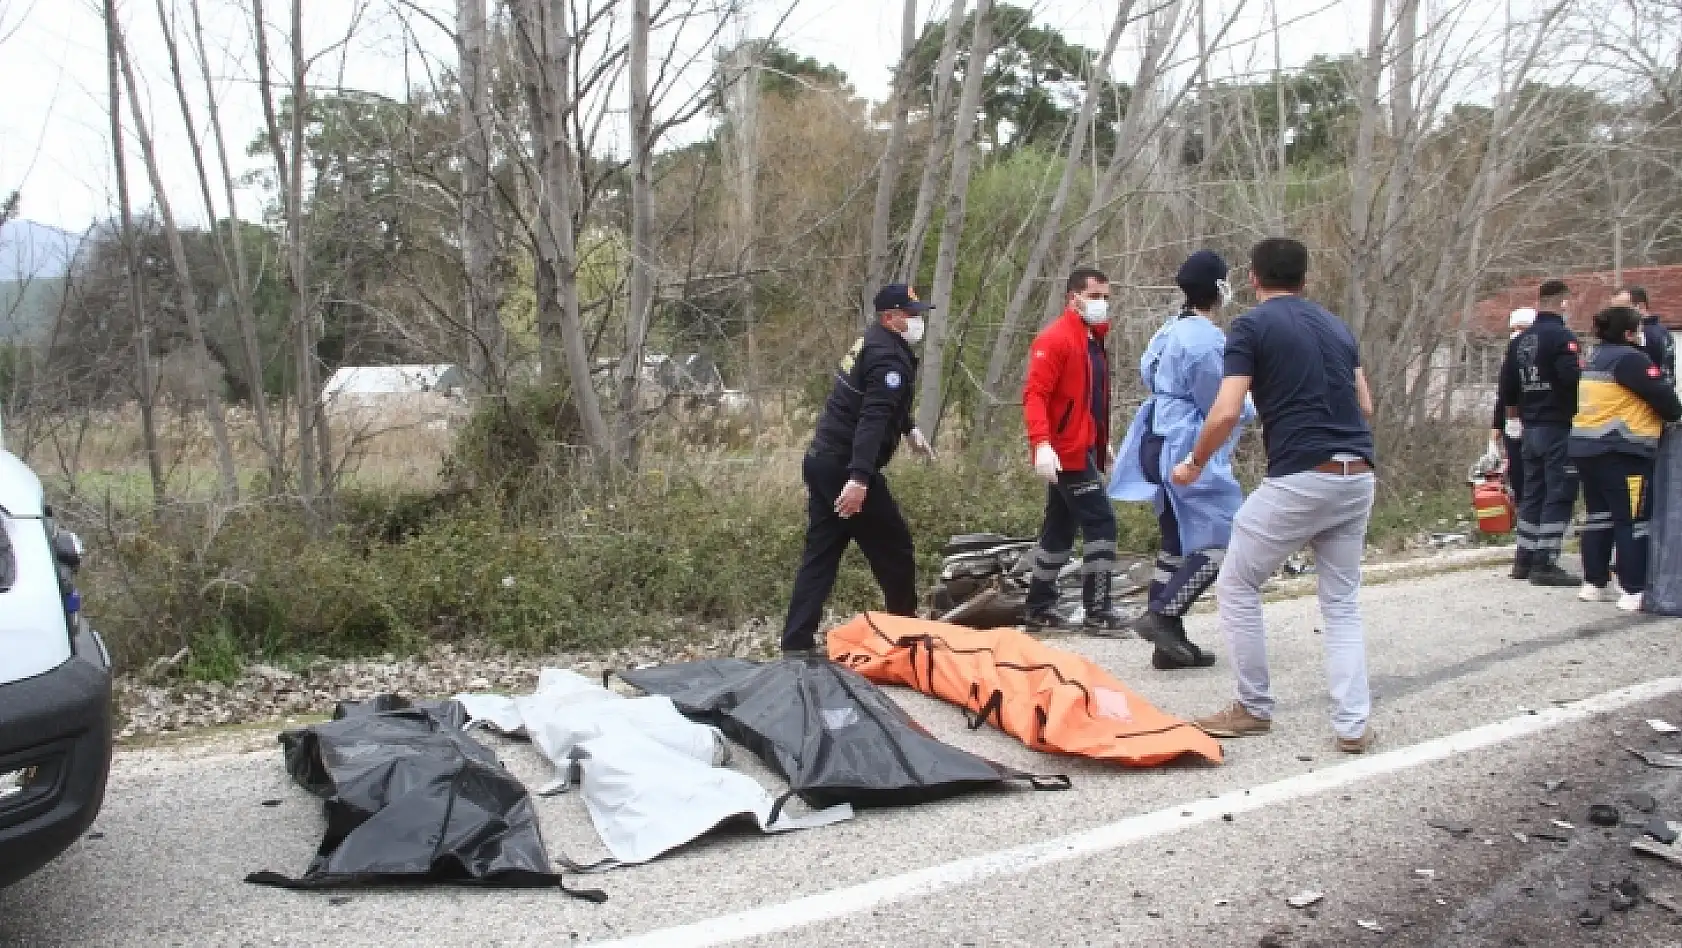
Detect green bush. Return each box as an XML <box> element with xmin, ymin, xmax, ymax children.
<box><xmin>76</xmin><ymin>452</ymin><xmax>1470</xmax><ymax>682</ymax></box>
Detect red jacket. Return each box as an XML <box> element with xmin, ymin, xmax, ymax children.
<box><xmin>1023</xmin><ymin>307</ymin><xmax>1111</xmax><ymax>471</ymax></box>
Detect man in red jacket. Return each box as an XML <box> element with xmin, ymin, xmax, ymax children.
<box><xmin>1021</xmin><ymin>267</ymin><xmax>1127</xmax><ymax>633</ymax></box>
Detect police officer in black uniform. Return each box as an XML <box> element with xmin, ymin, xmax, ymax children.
<box><xmin>780</xmin><ymin>284</ymin><xmax>936</xmax><ymax>657</ymax></box>
<box><xmin>1499</xmin><ymin>279</ymin><xmax>1583</xmax><ymax>586</ymax></box>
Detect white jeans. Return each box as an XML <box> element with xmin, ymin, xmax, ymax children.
<box><xmin>1215</xmin><ymin>471</ymin><xmax>1376</xmax><ymax>739</ymax></box>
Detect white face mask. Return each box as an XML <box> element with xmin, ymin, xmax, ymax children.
<box><xmin>901</xmin><ymin>315</ymin><xmax>926</xmax><ymax>345</ymax></box>
<box><xmin>1080</xmin><ymin>298</ymin><xmax>1110</xmax><ymax>326</ymax></box>
<box><xmin>1216</xmin><ymin>279</ymin><xmax>1233</xmax><ymax>309</ymax></box>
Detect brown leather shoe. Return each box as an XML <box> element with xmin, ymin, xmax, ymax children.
<box><xmin>1194</xmin><ymin>702</ymin><xmax>1272</xmax><ymax>738</ymax></box>
<box><xmin>1336</xmin><ymin>728</ymin><xmax>1376</xmax><ymax>754</ymax></box>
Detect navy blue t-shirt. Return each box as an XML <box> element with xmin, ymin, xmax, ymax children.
<box><xmin>1224</xmin><ymin>295</ymin><xmax>1376</xmax><ymax>477</ymax></box>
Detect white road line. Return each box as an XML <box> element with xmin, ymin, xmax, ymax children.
<box><xmin>599</xmin><ymin>675</ymin><xmax>1682</xmax><ymax>948</ymax></box>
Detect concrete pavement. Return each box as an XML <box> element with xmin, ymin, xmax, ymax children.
<box><xmin>4</xmin><ymin>558</ymin><xmax>1682</xmax><ymax>947</ymax></box>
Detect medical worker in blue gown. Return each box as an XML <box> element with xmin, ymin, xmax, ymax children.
<box><xmin>1110</xmin><ymin>250</ymin><xmax>1254</xmax><ymax>670</ymax></box>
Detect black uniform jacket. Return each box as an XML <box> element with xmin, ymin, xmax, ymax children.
<box><xmin>810</xmin><ymin>323</ymin><xmax>918</xmax><ymax>481</ymax></box>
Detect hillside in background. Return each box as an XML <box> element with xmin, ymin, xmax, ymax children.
<box><xmin>0</xmin><ymin>220</ymin><xmax>78</xmax><ymax>345</ymax></box>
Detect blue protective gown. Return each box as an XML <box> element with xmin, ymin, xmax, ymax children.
<box><xmin>1109</xmin><ymin>312</ymin><xmax>1252</xmax><ymax>553</ymax></box>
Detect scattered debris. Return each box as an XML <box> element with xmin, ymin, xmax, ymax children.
<box><xmin>1628</xmin><ymin>792</ymin><xmax>1659</xmax><ymax>814</ymax></box>
<box><xmin>328</xmin><ymin>896</ymin><xmax>354</xmax><ymax>907</ymax></box>
<box><xmin>1146</xmin><ymin>910</ymin><xmax>1162</xmax><ymax>919</ymax></box>
<box><xmin>1645</xmin><ymin>819</ymin><xmax>1681</xmax><ymax>845</ymax></box>
<box><xmin>1611</xmin><ymin>879</ymin><xmax>1641</xmax><ymax>912</ymax></box>
<box><xmin>1648</xmin><ymin>891</ymin><xmax>1682</xmax><ymax>914</ymax></box>
<box><xmin>1578</xmin><ymin>909</ymin><xmax>1605</xmax><ymax>928</ymax></box>
<box><xmin>1513</xmin><ymin>832</ymin><xmax>1529</xmax><ymax>844</ymax></box>
<box><xmin>84</xmin><ymin>832</ymin><xmax>103</xmax><ymax>841</ymax></box>
<box><xmin>1435</xmin><ymin>899</ymin><xmax>1447</xmax><ymax>906</ymax></box>
<box><xmin>1628</xmin><ymin>747</ymin><xmax>1682</xmax><ymax>769</ymax></box>
<box><xmin>1649</xmin><ymin>719</ymin><xmax>1681</xmax><ymax>735</ymax></box>
<box><xmin>1258</xmin><ymin>932</ymin><xmax>1290</xmax><ymax>948</ymax></box>
<box><xmin>1633</xmin><ymin>823</ymin><xmax>1682</xmax><ymax>866</ymax></box>
<box><xmin>1543</xmin><ymin>779</ymin><xmax>1572</xmax><ymax>792</ymax></box>
<box><xmin>1287</xmin><ymin>890</ymin><xmax>1325</xmax><ymax>909</ymax></box>
<box><xmin>1214</xmin><ymin>899</ymin><xmax>1230</xmax><ymax>907</ymax></box>
<box><xmin>1589</xmin><ymin>805</ymin><xmax>1621</xmax><ymax>827</ymax></box>
<box><xmin>1427</xmin><ymin>818</ymin><xmax>1473</xmax><ymax>837</ymax></box>
<box><xmin>259</xmin><ymin>799</ymin><xmax>283</xmax><ymax>807</ymax></box>
<box><xmin>1296</xmin><ymin>755</ymin><xmax>1314</xmax><ymax>762</ymax></box>
<box><xmin>1429</xmin><ymin>533</ymin><xmax>1470</xmax><ymax>548</ymax></box>
<box><xmin>1356</xmin><ymin>920</ymin><xmax>1384</xmax><ymax>934</ymax></box>
<box><xmin>1223</xmin><ymin>813</ymin><xmax>1235</xmax><ymax>823</ymax></box>
<box><xmin>1533</xmin><ymin>831</ymin><xmax>1569</xmax><ymax>843</ymax></box>
<box><xmin>1550</xmin><ymin>819</ymin><xmax>1575</xmax><ymax>831</ymax></box>
<box><xmin>1415</xmin><ymin>869</ymin><xmax>1437</xmax><ymax>880</ymax></box>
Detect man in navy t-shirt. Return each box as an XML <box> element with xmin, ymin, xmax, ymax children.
<box><xmin>1170</xmin><ymin>238</ymin><xmax>1379</xmax><ymax>754</ymax></box>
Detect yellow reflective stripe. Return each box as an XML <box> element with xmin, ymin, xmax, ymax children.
<box><xmin>1629</xmin><ymin>476</ymin><xmax>1646</xmax><ymax>516</ymax></box>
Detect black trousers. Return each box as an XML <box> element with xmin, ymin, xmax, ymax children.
<box><xmin>1503</xmin><ymin>433</ymin><xmax>1526</xmax><ymax>511</ymax></box>
<box><xmin>1517</xmin><ymin>424</ymin><xmax>1579</xmax><ymax>567</ymax></box>
<box><xmin>1025</xmin><ymin>455</ymin><xmax>1118</xmax><ymax>609</ymax></box>
<box><xmin>1577</xmin><ymin>451</ymin><xmax>1655</xmax><ymax>594</ymax></box>
<box><xmin>780</xmin><ymin>452</ymin><xmax>918</xmax><ymax>651</ymax></box>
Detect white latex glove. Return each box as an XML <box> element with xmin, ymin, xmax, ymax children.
<box><xmin>1503</xmin><ymin>417</ymin><xmax>1523</xmax><ymax>440</ymax></box>
<box><xmin>1478</xmin><ymin>444</ymin><xmax>1502</xmax><ymax>472</ymax></box>
<box><xmin>1033</xmin><ymin>443</ymin><xmax>1062</xmax><ymax>483</ymax></box>
<box><xmin>908</xmin><ymin>427</ymin><xmax>936</xmax><ymax>461</ymax></box>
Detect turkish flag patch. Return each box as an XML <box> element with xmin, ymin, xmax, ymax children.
<box><xmin>1566</xmin><ymin>341</ymin><xmax>1580</xmax><ymax>353</ymax></box>
<box><xmin>1649</xmin><ymin>365</ymin><xmax>1663</xmax><ymax>378</ymax></box>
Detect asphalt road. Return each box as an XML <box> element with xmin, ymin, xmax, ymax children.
<box><xmin>6</xmin><ymin>557</ymin><xmax>1682</xmax><ymax>948</ymax></box>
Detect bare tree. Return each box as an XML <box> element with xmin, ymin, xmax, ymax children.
<box><xmin>111</xmin><ymin>3</ymin><xmax>240</xmax><ymax>500</ymax></box>
<box><xmin>614</xmin><ymin>0</ymin><xmax>654</xmax><ymax>466</ymax></box>
<box><xmin>914</xmin><ymin>0</ymin><xmax>992</xmax><ymax>436</ymax></box>
<box><xmin>104</xmin><ymin>0</ymin><xmax>163</xmax><ymax>506</ymax></box>
<box><xmin>863</xmin><ymin>0</ymin><xmax>918</xmax><ymax>317</ymax></box>
<box><xmin>512</xmin><ymin>0</ymin><xmax>614</xmax><ymax>461</ymax></box>
<box><xmin>458</xmin><ymin>0</ymin><xmax>506</xmax><ymax>394</ymax></box>
<box><xmin>898</xmin><ymin>0</ymin><xmax>967</xmax><ymax>281</ymax></box>
<box><xmin>155</xmin><ymin>0</ymin><xmax>284</xmax><ymax>488</ymax></box>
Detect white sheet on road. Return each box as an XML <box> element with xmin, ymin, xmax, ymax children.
<box><xmin>456</xmin><ymin>668</ymin><xmax>853</xmax><ymax>869</ymax></box>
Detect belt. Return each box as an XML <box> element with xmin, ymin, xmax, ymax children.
<box><xmin>1314</xmin><ymin>459</ymin><xmax>1373</xmax><ymax>475</ymax></box>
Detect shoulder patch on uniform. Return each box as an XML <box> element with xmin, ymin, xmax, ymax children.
<box><xmin>1649</xmin><ymin>364</ymin><xmax>1663</xmax><ymax>378</ymax></box>
<box><xmin>1567</xmin><ymin>340</ymin><xmax>1579</xmax><ymax>353</ymax></box>
<box><xmin>884</xmin><ymin>370</ymin><xmax>903</xmax><ymax>389</ymax></box>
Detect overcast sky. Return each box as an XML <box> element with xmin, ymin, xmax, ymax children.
<box><xmin>0</xmin><ymin>0</ymin><xmax>1502</xmax><ymax>235</ymax></box>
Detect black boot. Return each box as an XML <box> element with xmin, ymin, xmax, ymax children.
<box><xmin>1150</xmin><ymin>628</ymin><xmax>1217</xmax><ymax>670</ymax></box>
<box><xmin>1132</xmin><ymin>611</ymin><xmax>1203</xmax><ymax>666</ymax></box>
<box><xmin>1023</xmin><ymin>576</ymin><xmax>1071</xmax><ymax>632</ymax></box>
<box><xmin>1082</xmin><ymin>572</ymin><xmax>1130</xmax><ymax>636</ymax></box>
<box><xmin>1528</xmin><ymin>562</ymin><xmax>1581</xmax><ymax>587</ymax></box>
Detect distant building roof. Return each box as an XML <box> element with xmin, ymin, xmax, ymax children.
<box><xmin>1472</xmin><ymin>265</ymin><xmax>1682</xmax><ymax>336</ymax></box>
<box><xmin>321</xmin><ymin>364</ymin><xmax>462</xmax><ymax>401</ymax></box>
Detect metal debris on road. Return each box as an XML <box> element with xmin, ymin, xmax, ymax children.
<box><xmin>1648</xmin><ymin>891</ymin><xmax>1682</xmax><ymax>914</ymax></box>
<box><xmin>1589</xmin><ymin>805</ymin><xmax>1621</xmax><ymax>827</ymax></box>
<box><xmin>1628</xmin><ymin>792</ymin><xmax>1659</xmax><ymax>813</ymax></box>
<box><xmin>1578</xmin><ymin>909</ymin><xmax>1605</xmax><ymax>927</ymax></box>
<box><xmin>1644</xmin><ymin>819</ymin><xmax>1680</xmax><ymax>845</ymax></box>
<box><xmin>1287</xmin><ymin>890</ymin><xmax>1325</xmax><ymax>909</ymax></box>
<box><xmin>1627</xmin><ymin>747</ymin><xmax>1682</xmax><ymax>768</ymax></box>
<box><xmin>1513</xmin><ymin>832</ymin><xmax>1529</xmax><ymax>844</ymax></box>
<box><xmin>1427</xmin><ymin>817</ymin><xmax>1472</xmax><ymax>837</ymax></box>
<box><xmin>1543</xmin><ymin>779</ymin><xmax>1571</xmax><ymax>792</ymax></box>
<box><xmin>1550</xmin><ymin>820</ymin><xmax>1575</xmax><ymax>830</ymax></box>
<box><xmin>1633</xmin><ymin>823</ymin><xmax>1682</xmax><ymax>866</ymax></box>
<box><xmin>1648</xmin><ymin>719</ymin><xmax>1681</xmax><ymax>735</ymax></box>
<box><xmin>1356</xmin><ymin>920</ymin><xmax>1384</xmax><ymax>933</ymax></box>
<box><xmin>1611</xmin><ymin>879</ymin><xmax>1641</xmax><ymax>912</ymax></box>
<box><xmin>1415</xmin><ymin>869</ymin><xmax>1436</xmax><ymax>880</ymax></box>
